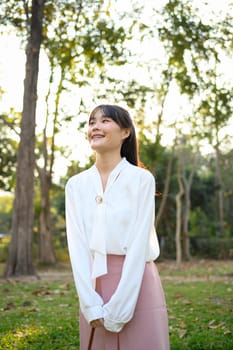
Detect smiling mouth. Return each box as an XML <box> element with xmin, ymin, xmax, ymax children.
<box><xmin>92</xmin><ymin>135</ymin><xmax>104</xmax><ymax>139</ymax></box>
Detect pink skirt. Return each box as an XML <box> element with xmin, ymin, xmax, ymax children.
<box><xmin>80</xmin><ymin>255</ymin><xmax>170</xmax><ymax>350</ymax></box>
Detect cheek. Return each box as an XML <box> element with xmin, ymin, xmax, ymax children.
<box><xmin>87</xmin><ymin>127</ymin><xmax>91</xmax><ymax>141</ymax></box>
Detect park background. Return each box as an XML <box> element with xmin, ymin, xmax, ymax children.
<box><xmin>0</xmin><ymin>0</ymin><xmax>232</xmax><ymax>349</ymax></box>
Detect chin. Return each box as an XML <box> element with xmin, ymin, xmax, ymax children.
<box><xmin>90</xmin><ymin>143</ymin><xmax>105</xmax><ymax>152</ymax></box>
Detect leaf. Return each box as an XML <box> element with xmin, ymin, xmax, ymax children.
<box><xmin>208</xmin><ymin>319</ymin><xmax>215</xmax><ymax>326</ymax></box>
<box><xmin>208</xmin><ymin>320</ymin><xmax>225</xmax><ymax>329</ymax></box>
<box><xmin>4</xmin><ymin>302</ymin><xmax>16</xmax><ymax>310</ymax></box>
<box><xmin>179</xmin><ymin>321</ymin><xmax>187</xmax><ymax>328</ymax></box>
<box><xmin>59</xmin><ymin>304</ymin><xmax>70</xmax><ymax>308</ymax></box>
<box><xmin>22</xmin><ymin>301</ymin><xmax>32</xmax><ymax>307</ymax></box>
<box><xmin>175</xmin><ymin>292</ymin><xmax>184</xmax><ymax>298</ymax></box>
<box><xmin>44</xmin><ymin>297</ymin><xmax>54</xmax><ymax>301</ymax></box>
<box><xmin>178</xmin><ymin>329</ymin><xmax>187</xmax><ymax>338</ymax></box>
<box><xmin>53</xmin><ymin>289</ymin><xmax>64</xmax><ymax>295</ymax></box>
<box><xmin>210</xmin><ymin>298</ymin><xmax>224</xmax><ymax>304</ymax></box>
<box><xmin>182</xmin><ymin>298</ymin><xmax>192</xmax><ymax>305</ymax></box>
<box><xmin>32</xmin><ymin>289</ymin><xmax>50</xmax><ymax>296</ymax></box>
<box><xmin>169</xmin><ymin>315</ymin><xmax>177</xmax><ymax>320</ymax></box>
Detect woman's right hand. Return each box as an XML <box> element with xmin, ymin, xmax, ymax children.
<box><xmin>90</xmin><ymin>318</ymin><xmax>104</xmax><ymax>328</ymax></box>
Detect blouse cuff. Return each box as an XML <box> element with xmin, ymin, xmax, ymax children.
<box><xmin>104</xmin><ymin>317</ymin><xmax>125</xmax><ymax>333</ymax></box>
<box><xmin>84</xmin><ymin>305</ymin><xmax>104</xmax><ymax>324</ymax></box>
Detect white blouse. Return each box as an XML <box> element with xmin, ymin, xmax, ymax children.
<box><xmin>65</xmin><ymin>158</ymin><xmax>160</xmax><ymax>333</ymax></box>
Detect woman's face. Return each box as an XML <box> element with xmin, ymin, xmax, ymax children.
<box><xmin>87</xmin><ymin>109</ymin><xmax>130</xmax><ymax>154</ymax></box>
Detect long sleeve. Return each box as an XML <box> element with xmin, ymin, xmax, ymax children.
<box><xmin>65</xmin><ymin>179</ymin><xmax>104</xmax><ymax>323</ymax></box>
<box><xmin>103</xmin><ymin>171</ymin><xmax>159</xmax><ymax>332</ymax></box>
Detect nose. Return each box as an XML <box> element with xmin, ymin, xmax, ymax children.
<box><xmin>91</xmin><ymin>121</ymin><xmax>101</xmax><ymax>130</ymax></box>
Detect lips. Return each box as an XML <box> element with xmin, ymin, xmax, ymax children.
<box><xmin>91</xmin><ymin>134</ymin><xmax>104</xmax><ymax>139</ymax></box>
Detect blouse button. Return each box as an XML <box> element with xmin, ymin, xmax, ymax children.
<box><xmin>95</xmin><ymin>195</ymin><xmax>103</xmax><ymax>204</ymax></box>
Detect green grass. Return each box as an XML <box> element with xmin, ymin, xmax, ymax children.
<box><xmin>0</xmin><ymin>280</ymin><xmax>80</xmax><ymax>350</ymax></box>
<box><xmin>158</xmin><ymin>259</ymin><xmax>233</xmax><ymax>278</ymax></box>
<box><xmin>0</xmin><ymin>261</ymin><xmax>232</xmax><ymax>349</ymax></box>
<box><xmin>164</xmin><ymin>281</ymin><xmax>232</xmax><ymax>350</ymax></box>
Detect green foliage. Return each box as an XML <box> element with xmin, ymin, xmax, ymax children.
<box><xmin>0</xmin><ymin>196</ymin><xmax>13</xmax><ymax>235</ymax></box>
<box><xmin>159</xmin><ymin>235</ymin><xmax>233</xmax><ymax>260</ymax></box>
<box><xmin>0</xmin><ymin>238</ymin><xmax>9</xmax><ymax>263</ymax></box>
<box><xmin>0</xmin><ymin>113</ymin><xmax>19</xmax><ymax>192</ymax></box>
<box><xmin>189</xmin><ymin>207</ymin><xmax>215</xmax><ymax>237</ymax></box>
<box><xmin>158</xmin><ymin>0</ymin><xmax>232</xmax><ymax>94</ymax></box>
<box><xmin>158</xmin><ymin>0</ymin><xmax>209</xmax><ymax>94</ymax></box>
<box><xmin>94</xmin><ymin>78</ymin><xmax>153</xmax><ymax>109</ymax></box>
<box><xmin>60</xmin><ymin>158</ymin><xmax>95</xmax><ymax>185</ymax></box>
<box><xmin>138</xmin><ymin>131</ymin><xmax>233</xmax><ymax>242</ymax></box>
<box><xmin>196</xmin><ymin>87</ymin><xmax>233</xmax><ymax>144</ymax></box>
<box><xmin>192</xmin><ymin>238</ymin><xmax>233</xmax><ymax>259</ymax></box>
<box><xmin>157</xmin><ymin>0</ymin><xmax>233</xmax><ymax>148</ymax></box>
<box><xmin>40</xmin><ymin>0</ymin><xmax>129</xmax><ymax>83</ymax></box>
<box><xmin>0</xmin><ymin>1</ymin><xmax>29</xmax><ymax>34</ymax></box>
<box><xmin>139</xmin><ymin>137</ymin><xmax>170</xmax><ymax>174</ymax></box>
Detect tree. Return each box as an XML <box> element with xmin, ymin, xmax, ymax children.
<box><xmin>175</xmin><ymin>149</ymin><xmax>184</xmax><ymax>266</ymax></box>
<box><xmin>179</xmin><ymin>138</ymin><xmax>198</xmax><ymax>260</ymax></box>
<box><xmin>35</xmin><ymin>0</ymin><xmax>129</xmax><ymax>263</ymax></box>
<box><xmin>196</xmin><ymin>68</ymin><xmax>233</xmax><ymax>236</ymax></box>
<box><xmin>1</xmin><ymin>0</ymin><xmax>131</xmax><ymax>269</ymax></box>
<box><xmin>221</xmin><ymin>149</ymin><xmax>233</xmax><ymax>237</ymax></box>
<box><xmin>158</xmin><ymin>0</ymin><xmax>233</xmax><ymax>238</ymax></box>
<box><xmin>4</xmin><ymin>0</ymin><xmax>45</xmax><ymax>277</ymax></box>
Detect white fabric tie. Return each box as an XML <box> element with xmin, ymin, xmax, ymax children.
<box><xmin>90</xmin><ymin>158</ymin><xmax>127</xmax><ymax>279</ymax></box>
<box><xmin>90</xmin><ymin>195</ymin><xmax>107</xmax><ymax>278</ymax></box>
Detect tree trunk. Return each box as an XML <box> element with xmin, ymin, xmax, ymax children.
<box><xmin>4</xmin><ymin>0</ymin><xmax>45</xmax><ymax>277</ymax></box>
<box><xmin>182</xmin><ymin>159</ymin><xmax>196</xmax><ymax>261</ymax></box>
<box><xmin>37</xmin><ymin>68</ymin><xmax>64</xmax><ymax>264</ymax></box>
<box><xmin>38</xmin><ymin>168</ymin><xmax>56</xmax><ymax>264</ymax></box>
<box><xmin>215</xmin><ymin>145</ymin><xmax>224</xmax><ymax>236</ymax></box>
<box><xmin>155</xmin><ymin>152</ymin><xmax>173</xmax><ymax>228</ymax></box>
<box><xmin>175</xmin><ymin>157</ymin><xmax>184</xmax><ymax>267</ymax></box>
<box><xmin>228</xmin><ymin>191</ymin><xmax>233</xmax><ymax>237</ymax></box>
<box><xmin>182</xmin><ymin>187</ymin><xmax>191</xmax><ymax>260</ymax></box>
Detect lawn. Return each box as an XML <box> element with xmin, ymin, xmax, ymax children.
<box><xmin>0</xmin><ymin>260</ymin><xmax>232</xmax><ymax>350</ymax></box>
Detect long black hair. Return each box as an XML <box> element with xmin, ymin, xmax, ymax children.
<box><xmin>89</xmin><ymin>104</ymin><xmax>139</xmax><ymax>166</ymax></box>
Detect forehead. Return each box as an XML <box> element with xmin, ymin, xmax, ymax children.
<box><xmin>89</xmin><ymin>109</ymin><xmax>111</xmax><ymax>120</ymax></box>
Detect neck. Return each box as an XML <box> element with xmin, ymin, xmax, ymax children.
<box><xmin>95</xmin><ymin>153</ymin><xmax>122</xmax><ymax>174</ymax></box>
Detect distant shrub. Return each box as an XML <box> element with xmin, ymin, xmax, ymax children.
<box><xmin>159</xmin><ymin>236</ymin><xmax>233</xmax><ymax>260</ymax></box>
<box><xmin>0</xmin><ymin>242</ymin><xmax>9</xmax><ymax>262</ymax></box>
<box><xmin>190</xmin><ymin>237</ymin><xmax>233</xmax><ymax>259</ymax></box>
<box><xmin>55</xmin><ymin>247</ymin><xmax>70</xmax><ymax>263</ymax></box>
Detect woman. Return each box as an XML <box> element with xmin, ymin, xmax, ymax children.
<box><xmin>65</xmin><ymin>104</ymin><xmax>170</xmax><ymax>350</ymax></box>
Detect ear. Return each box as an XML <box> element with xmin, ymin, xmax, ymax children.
<box><xmin>121</xmin><ymin>128</ymin><xmax>130</xmax><ymax>140</ymax></box>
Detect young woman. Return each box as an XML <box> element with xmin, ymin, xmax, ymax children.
<box><xmin>65</xmin><ymin>104</ymin><xmax>170</xmax><ymax>349</ymax></box>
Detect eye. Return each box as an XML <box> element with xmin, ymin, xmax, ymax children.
<box><xmin>89</xmin><ymin>119</ymin><xmax>95</xmax><ymax>125</ymax></box>
<box><xmin>102</xmin><ymin>118</ymin><xmax>111</xmax><ymax>123</ymax></box>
